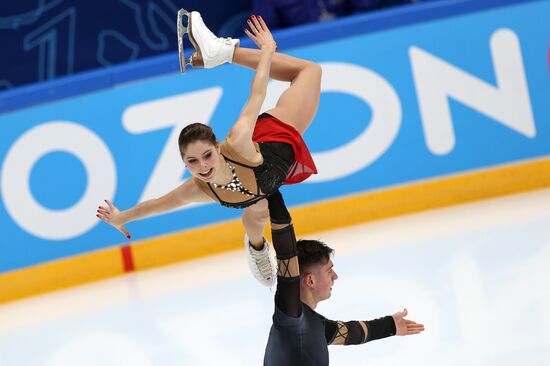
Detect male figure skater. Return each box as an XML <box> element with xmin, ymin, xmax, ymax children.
<box><xmin>264</xmin><ymin>190</ymin><xmax>424</xmax><ymax>365</ymax></box>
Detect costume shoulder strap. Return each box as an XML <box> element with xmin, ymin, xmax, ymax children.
<box><xmin>220</xmin><ymin>140</ymin><xmax>261</xmax><ymax>168</ymax></box>
<box><xmin>192</xmin><ymin>177</ymin><xmax>219</xmax><ymax>203</ymax></box>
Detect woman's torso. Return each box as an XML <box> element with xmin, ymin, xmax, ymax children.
<box><xmin>194</xmin><ymin>140</ymin><xmax>294</xmax><ymax>209</ymax></box>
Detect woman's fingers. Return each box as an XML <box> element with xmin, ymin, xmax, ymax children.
<box><xmin>97</xmin><ymin>199</ymin><xmax>129</xmax><ymax>238</ymax></box>
<box><xmin>97</xmin><ymin>208</ymin><xmax>109</xmax><ymax>215</ymax></box>
<box><xmin>97</xmin><ymin>203</ymin><xmax>110</xmax><ymax>218</ymax></box>
<box><xmin>246</xmin><ymin>15</ymin><xmax>276</xmax><ymax>51</ymax></box>
<box><xmin>104</xmin><ymin>199</ymin><xmax>115</xmax><ymax>211</ymax></box>
<box><xmin>257</xmin><ymin>16</ymin><xmax>269</xmax><ymax>32</ymax></box>
<box><xmin>96</xmin><ymin>209</ymin><xmax>109</xmax><ymax>219</ymax></box>
<box><xmin>251</xmin><ymin>15</ymin><xmax>263</xmax><ymax>32</ymax></box>
<box><xmin>97</xmin><ymin>202</ymin><xmax>112</xmax><ymax>221</ymax></box>
<box><xmin>120</xmin><ymin>226</ymin><xmax>131</xmax><ymax>239</ymax></box>
<box><xmin>245</xmin><ymin>22</ymin><xmax>260</xmax><ymax>48</ymax></box>
<box><xmin>96</xmin><ymin>212</ymin><xmax>108</xmax><ymax>222</ymax></box>
<box><xmin>96</xmin><ymin>209</ymin><xmax>129</xmax><ymax>238</ymax></box>
<box><xmin>244</xmin><ymin>28</ymin><xmax>257</xmax><ymax>42</ymax></box>
<box><xmin>247</xmin><ymin>18</ymin><xmax>259</xmax><ymax>34</ymax></box>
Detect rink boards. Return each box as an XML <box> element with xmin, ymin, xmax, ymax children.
<box><xmin>0</xmin><ymin>0</ymin><xmax>549</xmax><ymax>302</ymax></box>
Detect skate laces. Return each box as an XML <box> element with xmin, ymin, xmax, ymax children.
<box><xmin>213</xmin><ymin>35</ymin><xmax>233</xmax><ymax>45</ymax></box>
<box><xmin>250</xmin><ymin>246</ymin><xmax>273</xmax><ymax>279</ymax></box>
<box><xmin>206</xmin><ymin>30</ymin><xmax>233</xmax><ymax>46</ymax></box>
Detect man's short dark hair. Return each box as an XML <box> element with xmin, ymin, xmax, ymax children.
<box><xmin>296</xmin><ymin>239</ymin><xmax>334</xmax><ymax>275</ymax></box>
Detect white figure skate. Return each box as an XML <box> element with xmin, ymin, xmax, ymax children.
<box><xmin>177</xmin><ymin>8</ymin><xmax>240</xmax><ymax>73</ymax></box>
<box><xmin>244</xmin><ymin>235</ymin><xmax>277</xmax><ymax>288</ymax></box>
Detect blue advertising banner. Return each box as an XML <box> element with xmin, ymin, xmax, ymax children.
<box><xmin>1</xmin><ymin>0</ymin><xmax>549</xmax><ymax>272</ymax></box>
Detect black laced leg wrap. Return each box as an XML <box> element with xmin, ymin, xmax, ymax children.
<box><xmin>267</xmin><ymin>191</ymin><xmax>302</xmax><ymax>318</ymax></box>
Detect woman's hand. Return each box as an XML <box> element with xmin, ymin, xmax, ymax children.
<box><xmin>97</xmin><ymin>199</ymin><xmax>131</xmax><ymax>239</ymax></box>
<box><xmin>245</xmin><ymin>15</ymin><xmax>277</xmax><ymax>52</ymax></box>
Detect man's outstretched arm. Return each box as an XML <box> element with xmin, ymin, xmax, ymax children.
<box><xmin>323</xmin><ymin>308</ymin><xmax>424</xmax><ymax>345</ymax></box>
<box><xmin>267</xmin><ymin>191</ymin><xmax>302</xmax><ymax>318</ymax></box>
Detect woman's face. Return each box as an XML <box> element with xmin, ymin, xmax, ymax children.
<box><xmin>181</xmin><ymin>140</ymin><xmax>222</xmax><ymax>182</ymax></box>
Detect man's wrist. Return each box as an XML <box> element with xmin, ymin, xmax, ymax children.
<box><xmin>365</xmin><ymin>315</ymin><xmax>397</xmax><ymax>342</ymax></box>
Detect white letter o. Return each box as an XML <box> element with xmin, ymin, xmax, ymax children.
<box><xmin>1</xmin><ymin>121</ymin><xmax>116</xmax><ymax>240</ymax></box>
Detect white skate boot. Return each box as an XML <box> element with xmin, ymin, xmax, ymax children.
<box><xmin>177</xmin><ymin>8</ymin><xmax>240</xmax><ymax>73</ymax></box>
<box><xmin>244</xmin><ymin>235</ymin><xmax>277</xmax><ymax>288</ymax></box>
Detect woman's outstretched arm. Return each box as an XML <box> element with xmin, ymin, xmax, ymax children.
<box><xmin>97</xmin><ymin>178</ymin><xmax>211</xmax><ymax>238</ymax></box>
<box><xmin>227</xmin><ymin>16</ymin><xmax>277</xmax><ymax>158</ymax></box>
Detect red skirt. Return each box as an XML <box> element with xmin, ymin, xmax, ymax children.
<box><xmin>252</xmin><ymin>113</ymin><xmax>317</xmax><ymax>185</ymax></box>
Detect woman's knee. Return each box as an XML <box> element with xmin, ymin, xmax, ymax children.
<box><xmin>255</xmin><ymin>202</ymin><xmax>270</xmax><ymax>223</ymax></box>
<box><xmin>311</xmin><ymin>62</ymin><xmax>322</xmax><ymax>75</ymax></box>
<box><xmin>305</xmin><ymin>62</ymin><xmax>322</xmax><ymax>81</ymax></box>
<box><xmin>242</xmin><ymin>200</ymin><xmax>269</xmax><ymax>223</ymax></box>
<box><xmin>251</xmin><ymin>198</ymin><xmax>268</xmax><ymax>212</ymax></box>
<box><xmin>292</xmin><ymin>62</ymin><xmax>321</xmax><ymax>90</ymax></box>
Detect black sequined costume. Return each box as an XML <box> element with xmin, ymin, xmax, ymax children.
<box><xmin>193</xmin><ymin>114</ymin><xmax>301</xmax><ymax>209</ymax></box>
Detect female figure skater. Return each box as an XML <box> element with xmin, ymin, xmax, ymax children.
<box><xmin>97</xmin><ymin>12</ymin><xmax>321</xmax><ymax>288</ymax></box>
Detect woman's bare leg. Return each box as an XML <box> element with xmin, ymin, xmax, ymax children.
<box><xmin>242</xmin><ymin>199</ymin><xmax>269</xmax><ymax>249</ymax></box>
<box><xmin>232</xmin><ymin>48</ymin><xmax>322</xmax><ymax>135</ymax></box>
<box><xmin>234</xmin><ymin>48</ymin><xmax>320</xmax><ymax>255</ymax></box>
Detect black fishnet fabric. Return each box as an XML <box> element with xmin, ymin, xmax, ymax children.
<box><xmin>324</xmin><ymin>319</ymin><xmax>364</xmax><ymax>345</ymax></box>
<box><xmin>277</xmin><ymin>257</ymin><xmax>297</xmax><ymax>278</ymax></box>
<box><xmin>271</xmin><ymin>225</ymin><xmax>301</xmax><ymax>318</ymax></box>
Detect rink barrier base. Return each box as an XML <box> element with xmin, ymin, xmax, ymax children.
<box><xmin>1</xmin><ymin>155</ymin><xmax>549</xmax><ymax>304</ymax></box>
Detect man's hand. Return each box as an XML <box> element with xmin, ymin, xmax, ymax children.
<box><xmin>392</xmin><ymin>308</ymin><xmax>425</xmax><ymax>336</ymax></box>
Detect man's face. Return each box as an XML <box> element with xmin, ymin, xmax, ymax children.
<box><xmin>313</xmin><ymin>259</ymin><xmax>338</xmax><ymax>301</ymax></box>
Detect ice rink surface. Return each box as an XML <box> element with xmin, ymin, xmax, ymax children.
<box><xmin>1</xmin><ymin>188</ymin><xmax>549</xmax><ymax>366</ymax></box>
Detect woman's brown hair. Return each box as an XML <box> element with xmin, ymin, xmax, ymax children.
<box><xmin>178</xmin><ymin>123</ymin><xmax>218</xmax><ymax>157</ymax></box>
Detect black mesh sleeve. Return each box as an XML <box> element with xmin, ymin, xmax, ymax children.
<box><xmin>365</xmin><ymin>316</ymin><xmax>396</xmax><ymax>342</ymax></box>
<box><xmin>271</xmin><ymin>225</ymin><xmax>301</xmax><ymax>318</ymax></box>
<box><xmin>267</xmin><ymin>191</ymin><xmax>302</xmax><ymax>318</ymax></box>
<box><xmin>324</xmin><ymin>316</ymin><xmax>396</xmax><ymax>345</ymax></box>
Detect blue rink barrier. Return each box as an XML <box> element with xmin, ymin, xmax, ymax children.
<box><xmin>0</xmin><ymin>0</ymin><xmax>549</xmax><ymax>272</ymax></box>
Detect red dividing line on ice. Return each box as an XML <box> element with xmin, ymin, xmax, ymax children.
<box><xmin>121</xmin><ymin>245</ymin><xmax>135</xmax><ymax>272</ymax></box>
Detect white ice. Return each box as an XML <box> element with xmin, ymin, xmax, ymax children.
<box><xmin>1</xmin><ymin>188</ymin><xmax>549</xmax><ymax>366</ymax></box>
